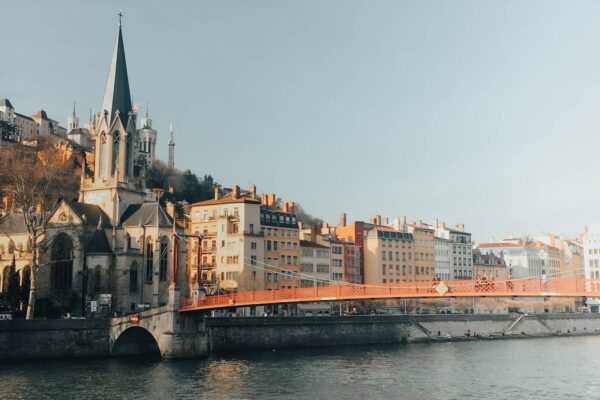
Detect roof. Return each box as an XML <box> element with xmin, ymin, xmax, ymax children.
<box><xmin>300</xmin><ymin>240</ymin><xmax>329</xmax><ymax>249</ymax></box>
<box><xmin>478</xmin><ymin>241</ymin><xmax>558</xmax><ymax>251</ymax></box>
<box><xmin>101</xmin><ymin>24</ymin><xmax>132</xmax><ymax>127</ymax></box>
<box><xmin>70</xmin><ymin>202</ymin><xmax>112</xmax><ymax>228</ymax></box>
<box><xmin>0</xmin><ymin>98</ymin><xmax>14</xmax><ymax>109</ymax></box>
<box><xmin>87</xmin><ymin>228</ymin><xmax>113</xmax><ymax>254</ymax></box>
<box><xmin>14</xmin><ymin>112</ymin><xmax>34</xmax><ymax>122</ymax></box>
<box><xmin>190</xmin><ymin>194</ymin><xmax>261</xmax><ymax>207</ymax></box>
<box><xmin>121</xmin><ymin>202</ymin><xmax>174</xmax><ymax>227</ymax></box>
<box><xmin>0</xmin><ymin>214</ymin><xmax>26</xmax><ymax>234</ymax></box>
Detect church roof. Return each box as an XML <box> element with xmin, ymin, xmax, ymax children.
<box><xmin>120</xmin><ymin>202</ymin><xmax>173</xmax><ymax>228</ymax></box>
<box><xmin>70</xmin><ymin>202</ymin><xmax>112</xmax><ymax>228</ymax></box>
<box><xmin>101</xmin><ymin>24</ymin><xmax>132</xmax><ymax>127</ymax></box>
<box><xmin>0</xmin><ymin>214</ymin><xmax>27</xmax><ymax>234</ymax></box>
<box><xmin>87</xmin><ymin>227</ymin><xmax>113</xmax><ymax>254</ymax></box>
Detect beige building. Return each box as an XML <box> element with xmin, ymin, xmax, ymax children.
<box><xmin>407</xmin><ymin>221</ymin><xmax>435</xmax><ymax>281</ymax></box>
<box><xmin>186</xmin><ymin>185</ymin><xmax>264</xmax><ymax>294</ymax></box>
<box><xmin>473</xmin><ymin>249</ymin><xmax>507</xmax><ymax>280</ymax></box>
<box><xmin>363</xmin><ymin>226</ymin><xmax>414</xmax><ymax>284</ymax></box>
<box><xmin>260</xmin><ymin>195</ymin><xmax>300</xmax><ymax>291</ymax></box>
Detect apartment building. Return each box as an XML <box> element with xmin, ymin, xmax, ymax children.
<box><xmin>473</xmin><ymin>249</ymin><xmax>507</xmax><ymax>280</ymax></box>
<box><xmin>434</xmin><ymin>236</ymin><xmax>452</xmax><ymax>280</ymax></box>
<box><xmin>363</xmin><ymin>226</ymin><xmax>414</xmax><ymax>284</ymax></box>
<box><xmin>260</xmin><ymin>194</ymin><xmax>300</xmax><ymax>291</ymax></box>
<box><xmin>434</xmin><ymin>220</ymin><xmax>473</xmax><ymax>280</ymax></box>
<box><xmin>407</xmin><ymin>221</ymin><xmax>435</xmax><ymax>281</ymax></box>
<box><xmin>186</xmin><ymin>185</ymin><xmax>264</xmax><ymax>294</ymax></box>
<box><xmin>478</xmin><ymin>238</ymin><xmax>560</xmax><ymax>279</ymax></box>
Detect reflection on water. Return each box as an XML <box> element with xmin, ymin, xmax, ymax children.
<box><xmin>2</xmin><ymin>337</ymin><xmax>600</xmax><ymax>399</ymax></box>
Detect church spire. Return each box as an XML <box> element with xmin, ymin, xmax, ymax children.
<box><xmin>101</xmin><ymin>12</ymin><xmax>132</xmax><ymax>127</ymax></box>
<box><xmin>168</xmin><ymin>123</ymin><xmax>175</xmax><ymax>169</ymax></box>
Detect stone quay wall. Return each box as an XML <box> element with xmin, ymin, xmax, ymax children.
<box><xmin>204</xmin><ymin>315</ymin><xmax>409</xmax><ymax>353</ymax></box>
<box><xmin>4</xmin><ymin>313</ymin><xmax>600</xmax><ymax>360</ymax></box>
<box><xmin>0</xmin><ymin>319</ymin><xmax>110</xmax><ymax>361</ymax></box>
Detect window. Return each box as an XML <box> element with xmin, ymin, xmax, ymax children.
<box><xmin>251</xmin><ymin>255</ymin><xmax>257</xmax><ymax>265</ymax></box>
<box><xmin>159</xmin><ymin>237</ymin><xmax>168</xmax><ymax>282</ymax></box>
<box><xmin>146</xmin><ymin>239</ymin><xmax>153</xmax><ymax>282</ymax></box>
<box><xmin>129</xmin><ymin>262</ymin><xmax>138</xmax><ymax>293</ymax></box>
<box><xmin>316</xmin><ymin>264</ymin><xmax>329</xmax><ymax>273</ymax></box>
<box><xmin>251</xmin><ymin>242</ymin><xmax>257</xmax><ymax>250</ymax></box>
<box><xmin>249</xmin><ymin>223</ymin><xmax>254</xmax><ymax>233</ymax></box>
<box><xmin>301</xmin><ymin>263</ymin><xmax>313</xmax><ymax>272</ymax></box>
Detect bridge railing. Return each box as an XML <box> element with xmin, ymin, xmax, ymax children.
<box><xmin>179</xmin><ymin>277</ymin><xmax>600</xmax><ymax>311</ymax></box>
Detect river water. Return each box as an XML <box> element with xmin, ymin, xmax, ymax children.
<box><xmin>2</xmin><ymin>336</ymin><xmax>599</xmax><ymax>400</ymax></box>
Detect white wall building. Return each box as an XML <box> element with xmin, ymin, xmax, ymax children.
<box><xmin>434</xmin><ymin>236</ymin><xmax>452</xmax><ymax>280</ymax></box>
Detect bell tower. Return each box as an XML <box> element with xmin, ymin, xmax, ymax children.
<box><xmin>80</xmin><ymin>13</ymin><xmax>146</xmax><ymax>226</ymax></box>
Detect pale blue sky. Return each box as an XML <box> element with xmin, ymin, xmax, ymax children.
<box><xmin>3</xmin><ymin>1</ymin><xmax>600</xmax><ymax>242</ymax></box>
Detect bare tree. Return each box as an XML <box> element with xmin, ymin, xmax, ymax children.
<box><xmin>0</xmin><ymin>138</ymin><xmax>79</xmax><ymax>319</ymax></box>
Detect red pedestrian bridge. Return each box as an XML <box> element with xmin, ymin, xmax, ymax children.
<box><xmin>179</xmin><ymin>277</ymin><xmax>600</xmax><ymax>312</ymax></box>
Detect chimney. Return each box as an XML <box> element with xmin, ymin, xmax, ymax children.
<box><xmin>214</xmin><ymin>187</ymin><xmax>220</xmax><ymax>200</ymax></box>
<box><xmin>311</xmin><ymin>225</ymin><xmax>319</xmax><ymax>242</ymax></box>
<box><xmin>287</xmin><ymin>202</ymin><xmax>295</xmax><ymax>214</ymax></box>
<box><xmin>383</xmin><ymin>217</ymin><xmax>389</xmax><ymax>226</ymax></box>
<box><xmin>456</xmin><ymin>223</ymin><xmax>465</xmax><ymax>232</ymax></box>
<box><xmin>339</xmin><ymin>212</ymin><xmax>347</xmax><ymax>227</ymax></box>
<box><xmin>267</xmin><ymin>194</ymin><xmax>276</xmax><ymax>207</ymax></box>
<box><xmin>249</xmin><ymin>184</ymin><xmax>256</xmax><ymax>199</ymax></box>
<box><xmin>232</xmin><ymin>185</ymin><xmax>240</xmax><ymax>199</ymax></box>
<box><xmin>261</xmin><ymin>194</ymin><xmax>267</xmax><ymax>206</ymax></box>
<box><xmin>375</xmin><ymin>215</ymin><xmax>382</xmax><ymax>225</ymax></box>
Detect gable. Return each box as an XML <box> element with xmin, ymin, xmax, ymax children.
<box><xmin>48</xmin><ymin>201</ymin><xmax>84</xmax><ymax>226</ymax></box>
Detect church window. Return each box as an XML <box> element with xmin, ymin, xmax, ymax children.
<box><xmin>51</xmin><ymin>233</ymin><xmax>73</xmax><ymax>290</ymax></box>
<box><xmin>146</xmin><ymin>238</ymin><xmax>153</xmax><ymax>282</ymax></box>
<box><xmin>129</xmin><ymin>262</ymin><xmax>138</xmax><ymax>293</ymax></box>
<box><xmin>112</xmin><ymin>131</ymin><xmax>120</xmax><ymax>176</ymax></box>
<box><xmin>125</xmin><ymin>135</ymin><xmax>132</xmax><ymax>177</ymax></box>
<box><xmin>159</xmin><ymin>237</ymin><xmax>168</xmax><ymax>282</ymax></box>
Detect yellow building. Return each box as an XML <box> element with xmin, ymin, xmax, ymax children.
<box><xmin>363</xmin><ymin>226</ymin><xmax>414</xmax><ymax>284</ymax></box>
<box><xmin>407</xmin><ymin>221</ymin><xmax>435</xmax><ymax>281</ymax></box>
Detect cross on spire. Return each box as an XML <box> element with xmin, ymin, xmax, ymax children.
<box><xmin>118</xmin><ymin>10</ymin><xmax>123</xmax><ymax>27</ymax></box>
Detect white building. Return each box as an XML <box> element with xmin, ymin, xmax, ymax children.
<box><xmin>434</xmin><ymin>236</ymin><xmax>451</xmax><ymax>280</ymax></box>
<box><xmin>433</xmin><ymin>220</ymin><xmax>473</xmax><ymax>280</ymax></box>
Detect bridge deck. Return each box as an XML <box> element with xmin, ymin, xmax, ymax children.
<box><xmin>179</xmin><ymin>277</ymin><xmax>600</xmax><ymax>312</ymax></box>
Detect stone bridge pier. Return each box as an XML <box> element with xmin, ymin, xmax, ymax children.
<box><xmin>110</xmin><ymin>285</ymin><xmax>207</xmax><ymax>359</ymax></box>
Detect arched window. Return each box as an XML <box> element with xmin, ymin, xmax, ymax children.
<box><xmin>159</xmin><ymin>237</ymin><xmax>168</xmax><ymax>282</ymax></box>
<box><xmin>145</xmin><ymin>238</ymin><xmax>153</xmax><ymax>282</ymax></box>
<box><xmin>99</xmin><ymin>131</ymin><xmax>107</xmax><ymax>177</ymax></box>
<box><xmin>51</xmin><ymin>233</ymin><xmax>73</xmax><ymax>290</ymax></box>
<box><xmin>125</xmin><ymin>135</ymin><xmax>132</xmax><ymax>177</ymax></box>
<box><xmin>129</xmin><ymin>261</ymin><xmax>138</xmax><ymax>293</ymax></box>
<box><xmin>112</xmin><ymin>131</ymin><xmax>120</xmax><ymax>176</ymax></box>
<box><xmin>8</xmin><ymin>240</ymin><xmax>15</xmax><ymax>254</ymax></box>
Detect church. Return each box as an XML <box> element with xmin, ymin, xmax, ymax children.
<box><xmin>0</xmin><ymin>18</ymin><xmax>185</xmax><ymax>316</ymax></box>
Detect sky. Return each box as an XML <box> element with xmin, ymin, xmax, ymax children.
<box><xmin>3</xmin><ymin>0</ymin><xmax>600</xmax><ymax>243</ymax></box>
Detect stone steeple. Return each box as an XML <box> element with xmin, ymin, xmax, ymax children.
<box><xmin>168</xmin><ymin>123</ymin><xmax>175</xmax><ymax>168</ymax></box>
<box><xmin>101</xmin><ymin>18</ymin><xmax>132</xmax><ymax>127</ymax></box>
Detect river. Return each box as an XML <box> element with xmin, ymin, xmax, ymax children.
<box><xmin>2</xmin><ymin>336</ymin><xmax>599</xmax><ymax>399</ymax></box>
